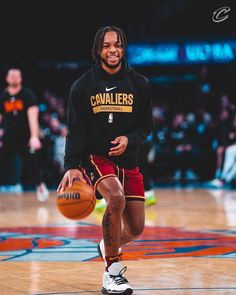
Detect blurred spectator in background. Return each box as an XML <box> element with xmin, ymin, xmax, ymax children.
<box><xmin>0</xmin><ymin>68</ymin><xmax>49</xmax><ymax>201</ymax></box>
<box><xmin>49</xmin><ymin>115</ymin><xmax>67</xmax><ymax>175</ymax></box>
<box><xmin>193</xmin><ymin>106</ymin><xmax>215</xmax><ymax>180</ymax></box>
<box><xmin>209</xmin><ymin>94</ymin><xmax>236</xmax><ymax>186</ymax></box>
<box><xmin>220</xmin><ymin>114</ymin><xmax>236</xmax><ymax>187</ymax></box>
<box><xmin>169</xmin><ymin>111</ymin><xmax>198</xmax><ymax>181</ymax></box>
<box><xmin>210</xmin><ymin>113</ymin><xmax>236</xmax><ymax>188</ymax></box>
<box><xmin>38</xmin><ymin>94</ymin><xmax>68</xmax><ymax>185</ymax></box>
<box><xmin>194</xmin><ymin>65</ymin><xmax>218</xmax><ymax>116</ymax></box>
<box><xmin>138</xmin><ymin>106</ymin><xmax>163</xmax><ymax>206</ymax></box>
<box><xmin>139</xmin><ymin>103</ymin><xmax>171</xmax><ymax>205</ymax></box>
<box><xmin>43</xmin><ymin>91</ymin><xmax>66</xmax><ymax>123</ymax></box>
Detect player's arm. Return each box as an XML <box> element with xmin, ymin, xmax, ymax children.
<box><xmin>109</xmin><ymin>80</ymin><xmax>154</xmax><ymax>156</ymax></box>
<box><xmin>27</xmin><ymin>105</ymin><xmax>42</xmax><ymax>150</ymax></box>
<box><xmin>126</xmin><ymin>80</ymin><xmax>154</xmax><ymax>147</ymax></box>
<box><xmin>64</xmin><ymin>81</ymin><xmax>88</xmax><ymax>170</ymax></box>
<box><xmin>58</xmin><ymin>81</ymin><xmax>87</xmax><ymax>191</ymax></box>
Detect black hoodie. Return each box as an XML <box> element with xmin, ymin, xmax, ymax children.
<box><xmin>64</xmin><ymin>61</ymin><xmax>154</xmax><ymax>170</ymax></box>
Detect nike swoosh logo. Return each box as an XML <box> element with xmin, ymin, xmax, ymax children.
<box><xmin>105</xmin><ymin>86</ymin><xmax>117</xmax><ymax>92</ymax></box>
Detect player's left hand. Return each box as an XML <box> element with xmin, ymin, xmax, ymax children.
<box><xmin>109</xmin><ymin>136</ymin><xmax>128</xmax><ymax>156</ymax></box>
<box><xmin>28</xmin><ymin>136</ymin><xmax>42</xmax><ymax>150</ymax></box>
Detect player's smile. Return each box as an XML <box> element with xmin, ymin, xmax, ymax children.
<box><xmin>107</xmin><ymin>55</ymin><xmax>119</xmax><ymax>64</ymax></box>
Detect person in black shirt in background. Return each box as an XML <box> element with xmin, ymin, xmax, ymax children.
<box><xmin>57</xmin><ymin>26</ymin><xmax>154</xmax><ymax>295</ymax></box>
<box><xmin>0</xmin><ymin>68</ymin><xmax>49</xmax><ymax>201</ymax></box>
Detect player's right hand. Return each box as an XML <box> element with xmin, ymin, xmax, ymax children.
<box><xmin>57</xmin><ymin>169</ymin><xmax>86</xmax><ymax>192</ymax></box>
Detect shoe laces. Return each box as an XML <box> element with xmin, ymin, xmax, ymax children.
<box><xmin>109</xmin><ymin>263</ymin><xmax>128</xmax><ymax>285</ymax></box>
<box><xmin>111</xmin><ymin>274</ymin><xmax>128</xmax><ymax>285</ymax></box>
<box><xmin>110</xmin><ymin>262</ymin><xmax>128</xmax><ymax>285</ymax></box>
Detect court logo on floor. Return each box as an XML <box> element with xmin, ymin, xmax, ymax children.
<box><xmin>0</xmin><ymin>225</ymin><xmax>236</xmax><ymax>261</ymax></box>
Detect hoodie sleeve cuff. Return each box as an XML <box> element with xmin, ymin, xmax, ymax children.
<box><xmin>126</xmin><ymin>134</ymin><xmax>136</xmax><ymax>148</ymax></box>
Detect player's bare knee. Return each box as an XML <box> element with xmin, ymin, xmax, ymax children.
<box><xmin>128</xmin><ymin>222</ymin><xmax>144</xmax><ymax>239</ymax></box>
<box><xmin>107</xmin><ymin>192</ymin><xmax>125</xmax><ymax>213</ymax></box>
<box><xmin>126</xmin><ymin>222</ymin><xmax>144</xmax><ymax>240</ymax></box>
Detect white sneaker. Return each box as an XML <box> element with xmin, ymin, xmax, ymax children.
<box><xmin>208</xmin><ymin>179</ymin><xmax>224</xmax><ymax>188</ymax></box>
<box><xmin>97</xmin><ymin>239</ymin><xmax>121</xmax><ymax>262</ymax></box>
<box><xmin>97</xmin><ymin>239</ymin><xmax>106</xmax><ymax>260</ymax></box>
<box><xmin>102</xmin><ymin>262</ymin><xmax>133</xmax><ymax>295</ymax></box>
<box><xmin>36</xmin><ymin>182</ymin><xmax>49</xmax><ymax>202</ymax></box>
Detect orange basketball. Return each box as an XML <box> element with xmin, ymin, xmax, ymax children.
<box><xmin>57</xmin><ymin>180</ymin><xmax>96</xmax><ymax>220</ymax></box>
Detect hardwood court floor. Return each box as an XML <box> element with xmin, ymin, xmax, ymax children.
<box><xmin>0</xmin><ymin>188</ymin><xmax>236</xmax><ymax>295</ymax></box>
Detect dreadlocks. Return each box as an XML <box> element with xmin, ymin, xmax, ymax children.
<box><xmin>91</xmin><ymin>26</ymin><xmax>127</xmax><ymax>63</ymax></box>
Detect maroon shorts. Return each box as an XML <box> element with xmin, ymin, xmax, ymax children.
<box><xmin>82</xmin><ymin>155</ymin><xmax>145</xmax><ymax>201</ymax></box>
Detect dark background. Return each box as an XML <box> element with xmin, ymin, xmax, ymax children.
<box><xmin>0</xmin><ymin>0</ymin><xmax>235</xmax><ymax>61</ymax></box>
<box><xmin>0</xmin><ymin>0</ymin><xmax>235</xmax><ymax>96</ymax></box>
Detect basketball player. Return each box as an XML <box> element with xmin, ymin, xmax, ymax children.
<box><xmin>0</xmin><ymin>68</ymin><xmax>49</xmax><ymax>201</ymax></box>
<box><xmin>57</xmin><ymin>26</ymin><xmax>154</xmax><ymax>295</ymax></box>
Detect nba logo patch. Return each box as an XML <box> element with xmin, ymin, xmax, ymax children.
<box><xmin>108</xmin><ymin>113</ymin><xmax>113</xmax><ymax>123</ymax></box>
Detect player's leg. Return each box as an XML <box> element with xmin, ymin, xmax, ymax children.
<box><xmin>120</xmin><ymin>166</ymin><xmax>145</xmax><ymax>245</ymax></box>
<box><xmin>88</xmin><ymin>154</ymin><xmax>132</xmax><ymax>294</ymax></box>
<box><xmin>97</xmin><ymin>176</ymin><xmax>125</xmax><ymax>257</ymax></box>
<box><xmin>120</xmin><ymin>200</ymin><xmax>145</xmax><ymax>246</ymax></box>
<box><xmin>97</xmin><ymin>169</ymin><xmax>145</xmax><ymax>294</ymax></box>
<box><xmin>83</xmin><ymin>155</ymin><xmax>124</xmax><ymax>258</ymax></box>
<box><xmin>97</xmin><ymin>176</ymin><xmax>133</xmax><ymax>295</ymax></box>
